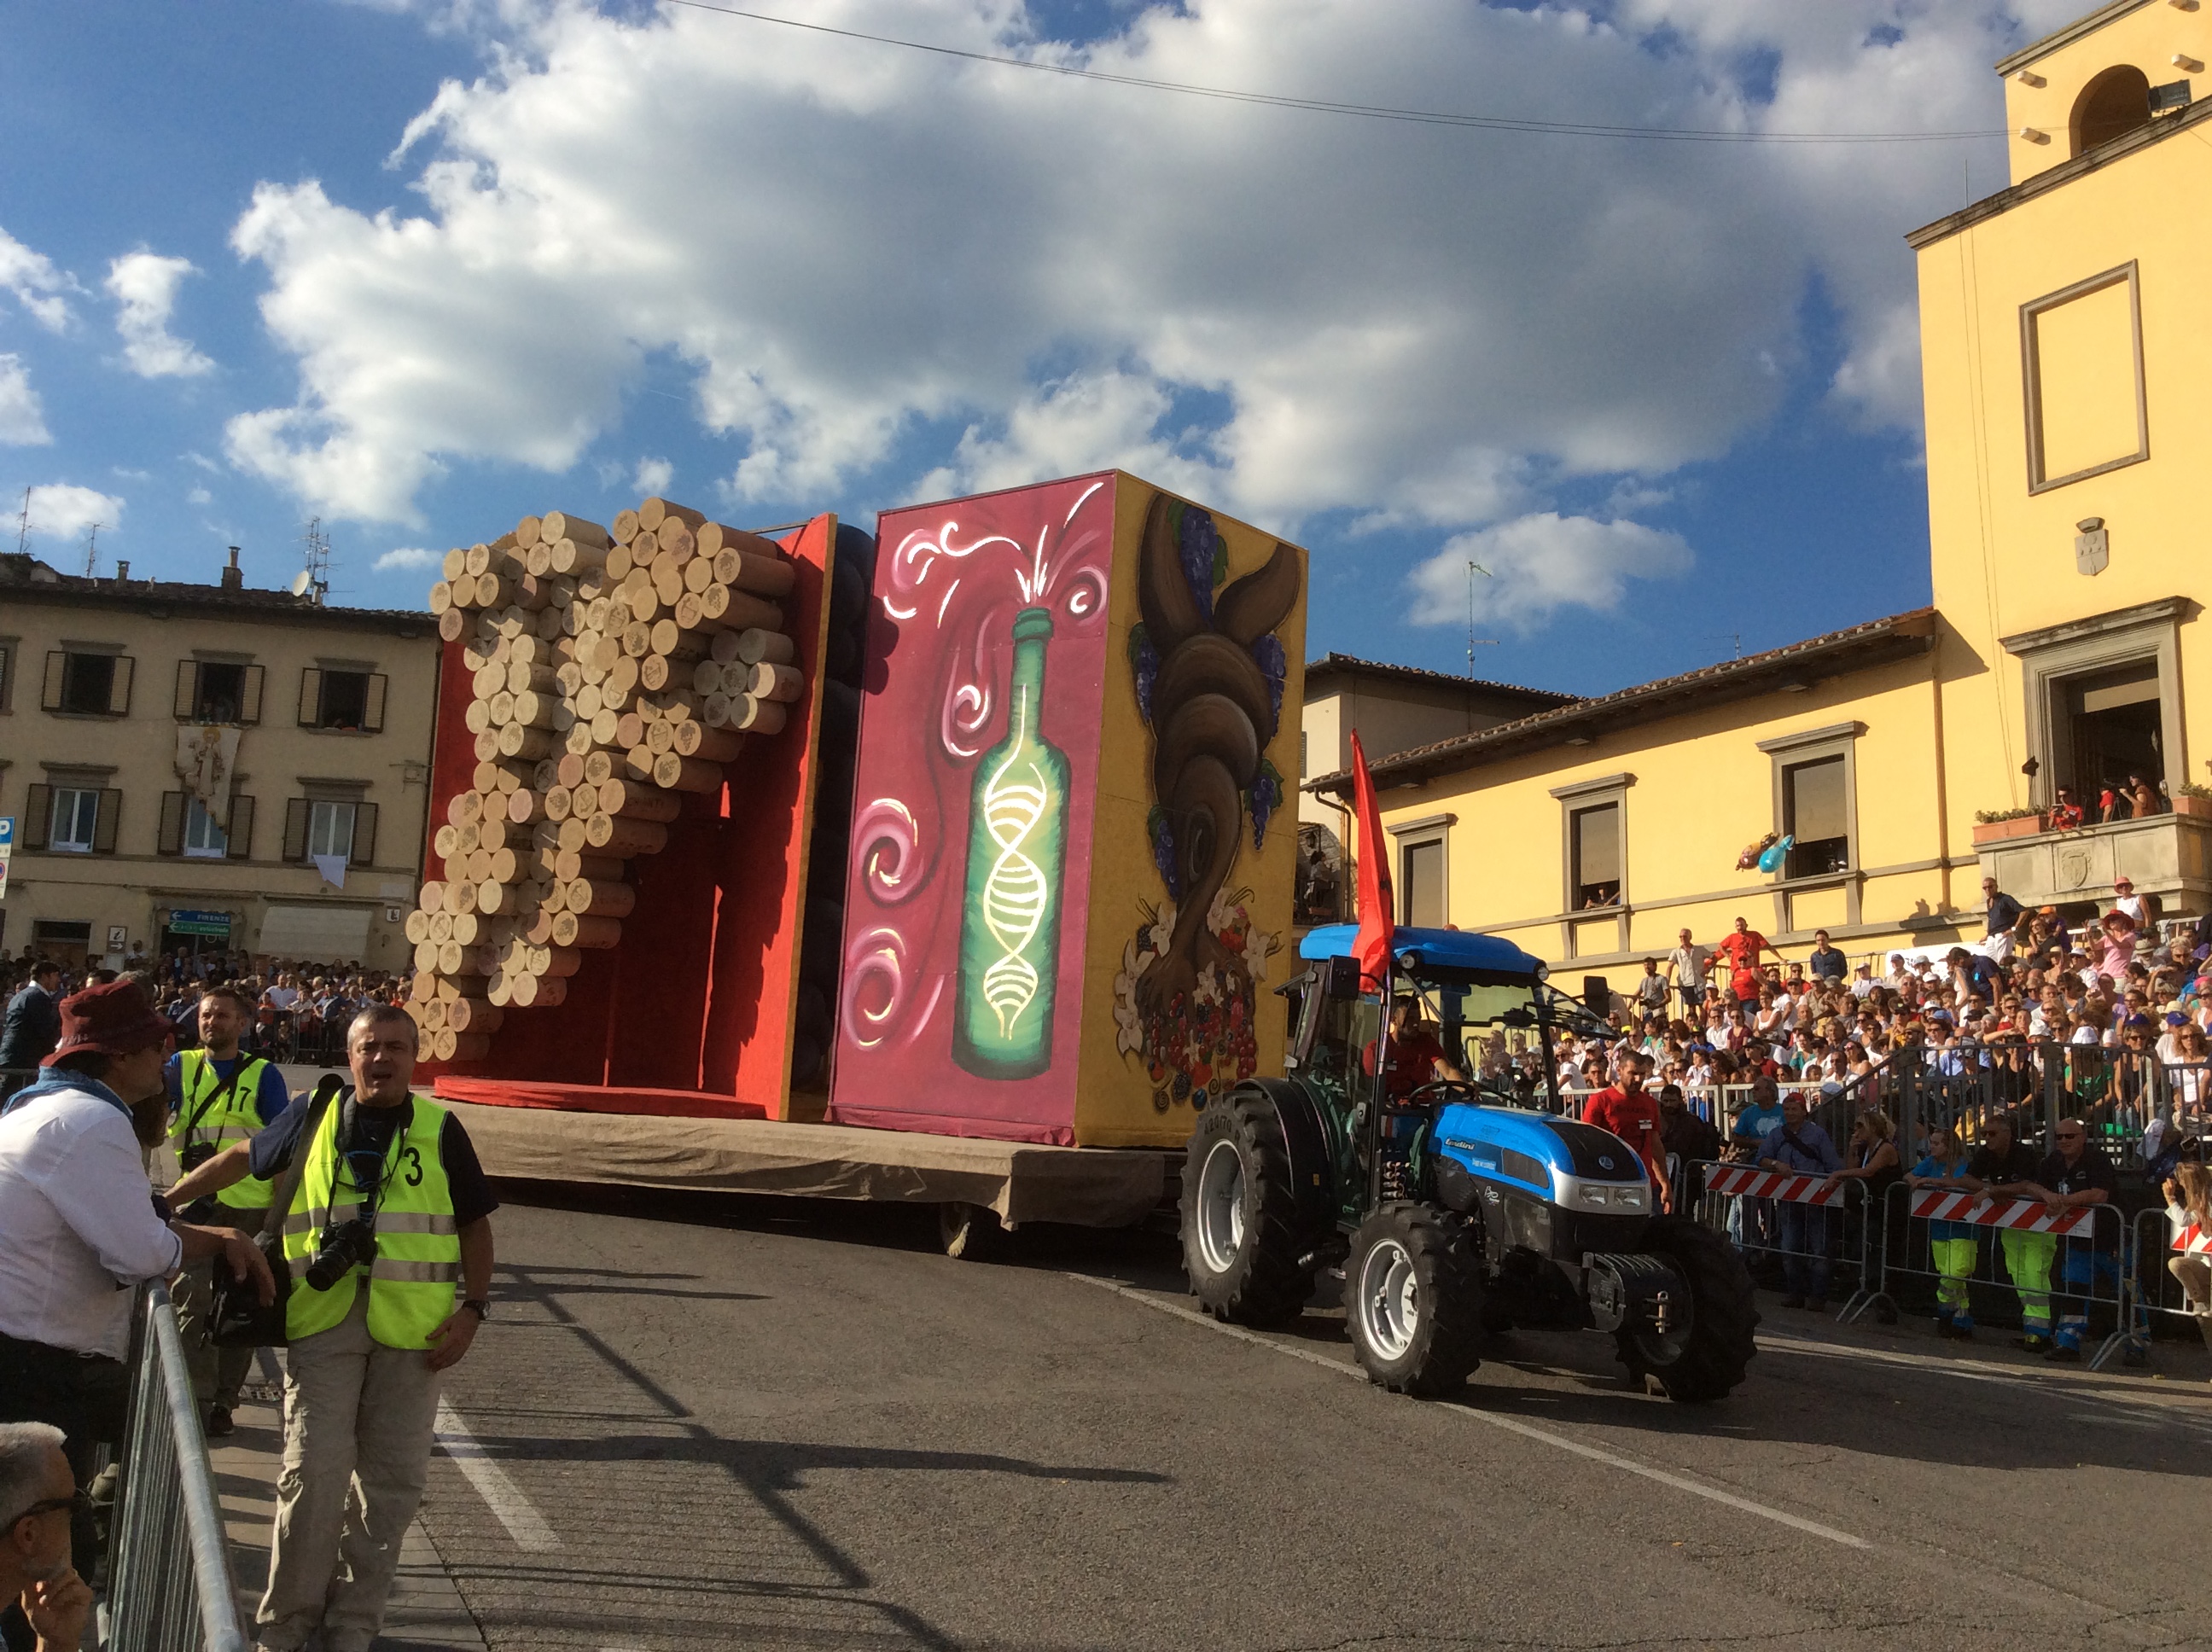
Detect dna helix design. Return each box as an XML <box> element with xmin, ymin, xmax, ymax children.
<box><xmin>978</xmin><ymin>752</ymin><xmax>1051</xmax><ymax>1038</ymax></box>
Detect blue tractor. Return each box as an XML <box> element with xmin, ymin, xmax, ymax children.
<box><xmin>1180</xmin><ymin>925</ymin><xmax>1758</xmax><ymax>1401</ymax></box>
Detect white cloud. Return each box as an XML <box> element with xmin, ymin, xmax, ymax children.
<box><xmin>222</xmin><ymin>1</ymin><xmax>2052</xmax><ymax>550</ymax></box>
<box><xmin>186</xmin><ymin>486</ymin><xmax>212</xmax><ymax>505</ymax></box>
<box><xmin>0</xmin><ymin>355</ymin><xmax>51</xmax><ymax>445</ymax></box>
<box><xmin>105</xmin><ymin>252</ymin><xmax>216</xmax><ymax>378</ymax></box>
<box><xmin>374</xmin><ymin>545</ymin><xmax>440</xmax><ymax>571</ymax></box>
<box><xmin>0</xmin><ymin>225</ymin><xmax>76</xmax><ymax>332</ymax></box>
<box><xmin>1407</xmin><ymin>513</ymin><xmax>1694</xmax><ymax>632</ymax></box>
<box><xmin>24</xmin><ymin>483</ymin><xmax>125</xmax><ymax>543</ymax></box>
<box><xmin>632</xmin><ymin>456</ymin><xmax>672</xmax><ymax>494</ymax></box>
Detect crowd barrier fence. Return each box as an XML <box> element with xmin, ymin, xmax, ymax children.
<box><xmin>2127</xmin><ymin>1205</ymin><xmax>2211</xmax><ymax>1357</ymax></box>
<box><xmin>106</xmin><ymin>1281</ymin><xmax>250</xmax><ymax>1652</ymax></box>
<box><xmin>1689</xmin><ymin>1160</ymin><xmax>1875</xmax><ymax>1314</ymax></box>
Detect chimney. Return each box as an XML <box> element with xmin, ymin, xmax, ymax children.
<box><xmin>115</xmin><ymin>560</ymin><xmax>129</xmax><ymax>583</ymax></box>
<box><xmin>222</xmin><ymin>546</ymin><xmax>242</xmax><ymax>591</ymax></box>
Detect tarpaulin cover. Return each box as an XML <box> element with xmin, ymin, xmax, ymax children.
<box><xmin>437</xmin><ymin>1096</ymin><xmax>1166</xmax><ymax>1228</ymax></box>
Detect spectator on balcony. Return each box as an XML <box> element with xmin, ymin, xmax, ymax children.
<box><xmin>2129</xmin><ymin>776</ymin><xmax>2164</xmax><ymax>817</ymax></box>
<box><xmin>2050</xmin><ymin>787</ymin><xmax>2087</xmax><ymax>831</ymax></box>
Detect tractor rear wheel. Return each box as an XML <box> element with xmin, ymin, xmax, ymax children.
<box><xmin>1181</xmin><ymin>1091</ymin><xmax>1314</xmax><ymax>1327</ymax></box>
<box><xmin>1343</xmin><ymin>1202</ymin><xmax>1486</xmax><ymax>1397</ymax></box>
<box><xmin>1615</xmin><ymin>1213</ymin><xmax>1760</xmax><ymax>1403</ymax></box>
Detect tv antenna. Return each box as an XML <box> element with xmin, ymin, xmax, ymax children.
<box><xmin>1466</xmin><ymin>560</ymin><xmax>1499</xmax><ymax>673</ymax></box>
<box><xmin>80</xmin><ymin>522</ymin><xmax>102</xmax><ymax>577</ymax></box>
<box><xmin>14</xmin><ymin>487</ymin><xmax>28</xmax><ymax>555</ymax></box>
<box><xmin>298</xmin><ymin>516</ymin><xmax>331</xmax><ymax>605</ymax></box>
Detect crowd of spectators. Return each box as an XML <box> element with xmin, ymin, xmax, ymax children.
<box><xmin>1</xmin><ymin>947</ymin><xmax>408</xmax><ymax>1077</ymax></box>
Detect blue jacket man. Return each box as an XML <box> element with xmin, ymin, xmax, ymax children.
<box><xmin>0</xmin><ymin>963</ymin><xmax>65</xmax><ymax>1076</ymax></box>
<box><xmin>1759</xmin><ymin>1092</ymin><xmax>1842</xmax><ymax>1311</ymax></box>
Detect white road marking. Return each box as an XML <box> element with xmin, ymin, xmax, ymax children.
<box><xmin>434</xmin><ymin>1399</ymin><xmax>561</xmax><ymax>1552</ymax></box>
<box><xmin>1069</xmin><ymin>1273</ymin><xmax>1871</xmax><ymax>1550</ymax></box>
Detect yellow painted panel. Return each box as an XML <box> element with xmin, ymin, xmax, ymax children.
<box><xmin>1786</xmin><ymin>885</ymin><xmax>1849</xmax><ymax>934</ymax></box>
<box><xmin>2032</xmin><ymin>276</ymin><xmax>2139</xmax><ymax>481</ymax></box>
<box><xmin>1072</xmin><ymin>474</ymin><xmax>1307</xmax><ymax>1146</ymax></box>
<box><xmin>1571</xmin><ymin>916</ymin><xmax>1616</xmax><ymax>958</ymax></box>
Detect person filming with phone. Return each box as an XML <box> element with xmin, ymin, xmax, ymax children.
<box><xmin>166</xmin><ymin>1003</ymin><xmax>497</xmax><ymax>1652</ymax></box>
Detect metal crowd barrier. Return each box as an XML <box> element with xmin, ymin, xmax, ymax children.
<box><xmin>107</xmin><ymin>1282</ymin><xmax>250</xmax><ymax>1652</ymax></box>
<box><xmin>1691</xmin><ymin>1160</ymin><xmax>1876</xmax><ymax>1313</ymax></box>
<box><xmin>2126</xmin><ymin>1206</ymin><xmax>2212</xmax><ymax>1357</ymax></box>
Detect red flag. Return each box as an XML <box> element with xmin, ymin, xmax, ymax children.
<box><xmin>1349</xmin><ymin>731</ymin><xmax>1394</xmax><ymax>989</ymax></box>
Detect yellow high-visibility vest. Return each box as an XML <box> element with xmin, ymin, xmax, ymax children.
<box><xmin>172</xmin><ymin>1050</ymin><xmax>279</xmax><ymax>1213</ymax></box>
<box><xmin>282</xmin><ymin>1096</ymin><xmax>463</xmax><ymax>1349</ymax></box>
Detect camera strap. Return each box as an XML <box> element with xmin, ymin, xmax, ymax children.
<box><xmin>335</xmin><ymin>1094</ymin><xmax>415</xmax><ymax>1227</ymax></box>
<box><xmin>180</xmin><ymin>1057</ymin><xmax>247</xmax><ymax>1150</ymax></box>
<box><xmin>255</xmin><ymin>1077</ymin><xmax>345</xmax><ymax>1244</ymax></box>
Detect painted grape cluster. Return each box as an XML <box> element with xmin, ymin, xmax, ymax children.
<box><xmin>1112</xmin><ymin>890</ymin><xmax>1276</xmax><ymax>1113</ymax></box>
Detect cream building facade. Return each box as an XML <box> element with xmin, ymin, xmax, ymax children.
<box><xmin>1307</xmin><ymin>0</ymin><xmax>2212</xmax><ymax>989</ymax></box>
<box><xmin>0</xmin><ymin>548</ymin><xmax>439</xmax><ymax>974</ymax></box>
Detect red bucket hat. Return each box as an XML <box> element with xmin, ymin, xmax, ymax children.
<box><xmin>44</xmin><ymin>980</ymin><xmax>175</xmax><ymax>1066</ymax></box>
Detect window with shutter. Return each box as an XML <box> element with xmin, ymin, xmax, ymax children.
<box><xmin>306</xmin><ymin>800</ymin><xmax>358</xmax><ymax>860</ymax></box>
<box><xmin>297</xmin><ymin>668</ymin><xmax>323</xmax><ymax>728</ymax></box>
<box><xmin>315</xmin><ymin>670</ymin><xmax>371</xmax><ymax>731</ymax></box>
<box><xmin>107</xmin><ymin>657</ymin><xmax>133</xmax><ymax>716</ymax></box>
<box><xmin>41</xmin><ymin>652</ymin><xmax>65</xmax><ymax>712</ymax></box>
<box><xmin>183</xmin><ymin>799</ymin><xmax>228</xmax><ymax>858</ymax></box>
<box><xmin>1570</xmin><ymin>802</ymin><xmax>1621</xmax><ymax>909</ymax></box>
<box><xmin>173</xmin><ymin>660</ymin><xmax>199</xmax><ymax>720</ymax></box>
<box><xmin>227</xmin><ymin>794</ymin><xmax>257</xmax><ymax>859</ymax></box>
<box><xmin>158</xmin><ymin>791</ymin><xmax>187</xmax><ymax>855</ymax></box>
<box><xmin>189</xmin><ymin>661</ymin><xmax>247</xmax><ymax>723</ymax></box>
<box><xmin>47</xmin><ymin>788</ymin><xmax>99</xmax><ymax>853</ymax></box>
<box><xmin>363</xmin><ymin>673</ymin><xmax>387</xmax><ymax>733</ymax></box>
<box><xmin>0</xmin><ymin>639</ymin><xmax>14</xmax><ymax>713</ymax></box>
<box><xmin>21</xmin><ymin>783</ymin><xmax>51</xmax><ymax>849</ymax></box>
<box><xmin>240</xmin><ymin>663</ymin><xmax>265</xmax><ymax>725</ymax></box>
<box><xmin>92</xmin><ymin>788</ymin><xmax>121</xmax><ymax>853</ymax></box>
<box><xmin>282</xmin><ymin>797</ymin><xmax>311</xmax><ymax>862</ymax></box>
<box><xmin>350</xmin><ymin>800</ymin><xmax>379</xmax><ymax>866</ymax></box>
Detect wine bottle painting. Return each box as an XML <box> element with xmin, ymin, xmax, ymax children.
<box><xmin>952</xmin><ymin>606</ymin><xmax>1070</xmax><ymax>1079</ymax></box>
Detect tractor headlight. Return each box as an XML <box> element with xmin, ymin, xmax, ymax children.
<box><xmin>1577</xmin><ymin>1185</ymin><xmax>1612</xmax><ymax>1208</ymax></box>
<box><xmin>1613</xmin><ymin>1184</ymin><xmax>1648</xmax><ymax>1212</ymax></box>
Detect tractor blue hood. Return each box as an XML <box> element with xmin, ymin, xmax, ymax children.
<box><xmin>1297</xmin><ymin>924</ymin><xmax>1545</xmax><ymax>979</ymax></box>
<box><xmin>1430</xmin><ymin>1102</ymin><xmax>1651</xmax><ymax>1202</ymax></box>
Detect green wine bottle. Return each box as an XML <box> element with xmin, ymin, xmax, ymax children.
<box><xmin>952</xmin><ymin>606</ymin><xmax>1070</xmax><ymax>1080</ymax></box>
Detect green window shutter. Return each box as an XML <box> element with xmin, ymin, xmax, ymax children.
<box><xmin>108</xmin><ymin>656</ymin><xmax>134</xmax><ymax>716</ymax></box>
<box><xmin>41</xmin><ymin>652</ymin><xmax>65</xmax><ymax>712</ymax></box>
<box><xmin>282</xmin><ymin>797</ymin><xmax>311</xmax><ymax>862</ymax></box>
<box><xmin>240</xmin><ymin>664</ymin><xmax>265</xmax><ymax>725</ymax></box>
<box><xmin>298</xmin><ymin>668</ymin><xmax>322</xmax><ymax>728</ymax></box>
<box><xmin>174</xmin><ymin>660</ymin><xmax>199</xmax><ymax>720</ymax></box>
<box><xmin>350</xmin><ymin>800</ymin><xmax>379</xmax><ymax>866</ymax></box>
<box><xmin>364</xmin><ymin>673</ymin><xmax>388</xmax><ymax>733</ymax></box>
<box><xmin>227</xmin><ymin>794</ymin><xmax>256</xmax><ymax>859</ymax></box>
<box><xmin>22</xmin><ymin>783</ymin><xmax>51</xmax><ymax>849</ymax></box>
<box><xmin>93</xmin><ymin>788</ymin><xmax>122</xmax><ymax>853</ymax></box>
<box><xmin>158</xmin><ymin>791</ymin><xmax>186</xmax><ymax>854</ymax></box>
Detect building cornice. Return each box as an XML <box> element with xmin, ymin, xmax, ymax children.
<box><xmin>1994</xmin><ymin>0</ymin><xmax>2152</xmax><ymax>77</ymax></box>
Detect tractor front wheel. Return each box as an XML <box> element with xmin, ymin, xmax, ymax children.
<box><xmin>1615</xmin><ymin>1214</ymin><xmax>1760</xmax><ymax>1403</ymax></box>
<box><xmin>1342</xmin><ymin>1202</ymin><xmax>1486</xmax><ymax>1397</ymax></box>
<box><xmin>1181</xmin><ymin>1091</ymin><xmax>1314</xmax><ymax>1326</ymax></box>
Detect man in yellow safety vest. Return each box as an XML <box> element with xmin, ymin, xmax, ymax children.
<box><xmin>166</xmin><ymin>1003</ymin><xmax>496</xmax><ymax>1652</ymax></box>
<box><xmin>164</xmin><ymin>984</ymin><xmax>290</xmax><ymax>1435</ymax></box>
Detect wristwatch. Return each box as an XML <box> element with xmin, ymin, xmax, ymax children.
<box><xmin>460</xmin><ymin>1298</ymin><xmax>491</xmax><ymax>1322</ymax></box>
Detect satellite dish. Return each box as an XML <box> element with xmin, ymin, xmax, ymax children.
<box><xmin>291</xmin><ymin>570</ymin><xmax>312</xmax><ymax>596</ymax></box>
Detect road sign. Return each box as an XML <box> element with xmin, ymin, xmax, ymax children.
<box><xmin>0</xmin><ymin>816</ymin><xmax>12</xmax><ymax>902</ymax></box>
<box><xmin>166</xmin><ymin>909</ymin><xmax>233</xmax><ymax>938</ymax></box>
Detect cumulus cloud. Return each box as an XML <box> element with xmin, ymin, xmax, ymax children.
<box><xmin>223</xmin><ymin>1</ymin><xmax>2063</xmax><ymax>552</ymax></box>
<box><xmin>0</xmin><ymin>355</ymin><xmax>51</xmax><ymax>445</ymax></box>
<box><xmin>632</xmin><ymin>456</ymin><xmax>672</xmax><ymax>494</ymax></box>
<box><xmin>24</xmin><ymin>484</ymin><xmax>124</xmax><ymax>542</ymax></box>
<box><xmin>1407</xmin><ymin>513</ymin><xmax>1694</xmax><ymax>631</ymax></box>
<box><xmin>0</xmin><ymin>224</ymin><xmax>76</xmax><ymax>331</ymax></box>
<box><xmin>187</xmin><ymin>486</ymin><xmax>212</xmax><ymax>505</ymax></box>
<box><xmin>105</xmin><ymin>253</ymin><xmax>216</xmax><ymax>378</ymax></box>
<box><xmin>374</xmin><ymin>545</ymin><xmax>441</xmax><ymax>571</ymax></box>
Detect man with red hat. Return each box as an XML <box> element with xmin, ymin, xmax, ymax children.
<box><xmin>0</xmin><ymin>980</ymin><xmax>275</xmax><ymax>1564</ymax></box>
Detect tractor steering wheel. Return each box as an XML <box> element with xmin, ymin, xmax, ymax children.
<box><xmin>1404</xmin><ymin>1078</ymin><xmax>1481</xmax><ymax>1110</ymax></box>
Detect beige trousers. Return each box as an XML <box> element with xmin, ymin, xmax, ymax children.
<box><xmin>2171</xmin><ymin>1253</ymin><xmax>2212</xmax><ymax>1352</ymax></box>
<box><xmin>172</xmin><ymin>1255</ymin><xmax>259</xmax><ymax>1411</ymax></box>
<box><xmin>257</xmin><ymin>1290</ymin><xmax>444</xmax><ymax>1652</ymax></box>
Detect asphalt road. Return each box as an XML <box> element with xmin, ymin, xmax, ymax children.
<box><xmin>410</xmin><ymin>1185</ymin><xmax>2212</xmax><ymax>1652</ymax></box>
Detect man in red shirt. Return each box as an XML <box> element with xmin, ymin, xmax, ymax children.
<box><xmin>1582</xmin><ymin>1051</ymin><xmax>1670</xmax><ymax>1210</ymax></box>
<box><xmin>1714</xmin><ymin>915</ymin><xmax>1781</xmax><ymax>1024</ymax></box>
<box><xmin>1363</xmin><ymin>996</ymin><xmax>1464</xmax><ymax>1098</ymax></box>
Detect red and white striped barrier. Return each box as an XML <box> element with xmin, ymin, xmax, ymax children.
<box><xmin>1701</xmin><ymin>1163</ymin><xmax>1847</xmax><ymax>1207</ymax></box>
<box><xmin>1907</xmin><ymin>1188</ymin><xmax>2098</xmax><ymax>1237</ymax></box>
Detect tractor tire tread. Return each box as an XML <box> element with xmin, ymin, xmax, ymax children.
<box><xmin>1615</xmin><ymin>1213</ymin><xmax>1760</xmax><ymax>1403</ymax></box>
<box><xmin>1181</xmin><ymin>1089</ymin><xmax>1315</xmax><ymax>1328</ymax></box>
<box><xmin>1345</xmin><ymin>1201</ymin><xmax>1486</xmax><ymax>1398</ymax></box>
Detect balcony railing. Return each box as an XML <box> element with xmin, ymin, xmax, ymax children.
<box><xmin>1974</xmin><ymin>806</ymin><xmax>2212</xmax><ymax>913</ymax></box>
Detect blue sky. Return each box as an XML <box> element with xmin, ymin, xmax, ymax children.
<box><xmin>0</xmin><ymin>1</ymin><xmax>2075</xmax><ymax>698</ymax></box>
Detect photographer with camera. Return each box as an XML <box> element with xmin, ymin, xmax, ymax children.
<box><xmin>165</xmin><ymin>1002</ymin><xmax>495</xmax><ymax>1652</ymax></box>
<box><xmin>165</xmin><ymin>985</ymin><xmax>291</xmax><ymax>1438</ymax></box>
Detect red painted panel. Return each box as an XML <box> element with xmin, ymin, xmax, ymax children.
<box><xmin>829</xmin><ymin>475</ymin><xmax>1116</xmax><ymax>1144</ymax></box>
<box><xmin>431</xmin><ymin>1075</ymin><xmax>769</xmax><ymax>1120</ymax></box>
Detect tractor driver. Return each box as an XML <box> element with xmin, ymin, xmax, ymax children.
<box><xmin>1363</xmin><ymin>994</ymin><xmax>1467</xmax><ymax>1101</ymax></box>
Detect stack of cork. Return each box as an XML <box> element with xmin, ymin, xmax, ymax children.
<box><xmin>410</xmin><ymin>499</ymin><xmax>804</xmax><ymax>1061</ymax></box>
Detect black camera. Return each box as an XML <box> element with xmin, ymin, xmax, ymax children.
<box><xmin>302</xmin><ymin>1219</ymin><xmax>378</xmax><ymax>1292</ymax></box>
<box><xmin>179</xmin><ymin>1141</ymin><xmax>216</xmax><ymax>1172</ymax></box>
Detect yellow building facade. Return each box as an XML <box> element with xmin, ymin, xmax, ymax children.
<box><xmin>1310</xmin><ymin>0</ymin><xmax>2212</xmax><ymax>991</ymax></box>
